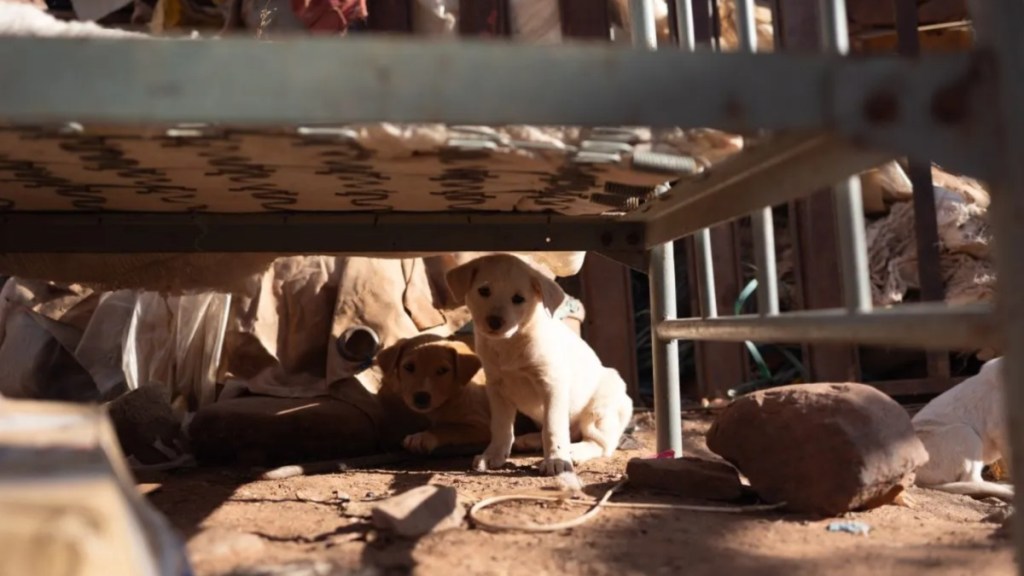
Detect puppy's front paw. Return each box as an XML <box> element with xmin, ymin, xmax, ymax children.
<box><xmin>403</xmin><ymin>431</ymin><xmax>439</xmax><ymax>454</ymax></box>
<box><xmin>472</xmin><ymin>447</ymin><xmax>509</xmax><ymax>472</ymax></box>
<box><xmin>538</xmin><ymin>455</ymin><xmax>575</xmax><ymax>476</ymax></box>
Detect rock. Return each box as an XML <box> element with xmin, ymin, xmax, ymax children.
<box><xmin>371</xmin><ymin>485</ymin><xmax>465</xmax><ymax>538</ymax></box>
<box><xmin>706</xmin><ymin>382</ymin><xmax>929</xmax><ymax>517</ymax></box>
<box><xmin>984</xmin><ymin>506</ymin><xmax>1015</xmax><ymax>524</ymax></box>
<box><xmin>228</xmin><ymin>560</ymin><xmax>376</xmax><ymax>576</ymax></box>
<box><xmin>188</xmin><ymin>528</ymin><xmax>265</xmax><ymax>564</ymax></box>
<box><xmin>626</xmin><ymin>457</ymin><xmax>744</xmax><ymax>502</ymax></box>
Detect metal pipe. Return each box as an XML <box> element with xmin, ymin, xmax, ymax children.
<box><xmin>965</xmin><ymin>1</ymin><xmax>1024</xmax><ymax>570</ymax></box>
<box><xmin>632</xmin><ymin>0</ymin><xmax>682</xmax><ymax>457</ymax></box>
<box><xmin>735</xmin><ymin>0</ymin><xmax>779</xmax><ymax>316</ymax></box>
<box><xmin>629</xmin><ymin>0</ymin><xmax>658</xmax><ymax>50</ymax></box>
<box><xmin>694</xmin><ymin>230</ymin><xmax>718</xmax><ymax>318</ymax></box>
<box><xmin>673</xmin><ymin>0</ymin><xmax>696</xmax><ymax>51</ymax></box>
<box><xmin>671</xmin><ymin>0</ymin><xmax>718</xmax><ymax>320</ymax></box>
<box><xmin>832</xmin><ymin>177</ymin><xmax>873</xmax><ymax>313</ymax></box>
<box><xmin>656</xmin><ymin>303</ymin><xmax>997</xmax><ymax>351</ymax></box>
<box><xmin>818</xmin><ymin>0</ymin><xmax>872</xmax><ymax>313</ymax></box>
<box><xmin>895</xmin><ymin>0</ymin><xmax>951</xmax><ymax>382</ymax></box>
<box><xmin>637</xmin><ymin>132</ymin><xmax>892</xmax><ymax>247</ymax></box>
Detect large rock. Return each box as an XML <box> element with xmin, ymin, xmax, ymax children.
<box><xmin>705</xmin><ymin>383</ymin><xmax>928</xmax><ymax>517</ymax></box>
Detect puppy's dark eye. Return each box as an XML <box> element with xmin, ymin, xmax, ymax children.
<box><xmin>402</xmin><ymin>362</ymin><xmax>415</xmax><ymax>373</ymax></box>
<box><xmin>511</xmin><ymin>294</ymin><xmax>525</xmax><ymax>305</ymax></box>
<box><xmin>436</xmin><ymin>366</ymin><xmax>450</xmax><ymax>376</ymax></box>
<box><xmin>478</xmin><ymin>286</ymin><xmax>491</xmax><ymax>298</ymax></box>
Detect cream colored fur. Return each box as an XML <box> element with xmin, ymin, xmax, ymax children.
<box><xmin>445</xmin><ymin>253</ymin><xmax>633</xmax><ymax>476</ymax></box>
<box><xmin>912</xmin><ymin>357</ymin><xmax>1014</xmax><ymax>501</ymax></box>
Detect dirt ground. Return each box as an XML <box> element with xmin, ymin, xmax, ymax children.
<box><xmin>143</xmin><ymin>414</ymin><xmax>1015</xmax><ymax>576</ymax></box>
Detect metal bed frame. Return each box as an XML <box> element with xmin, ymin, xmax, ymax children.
<box><xmin>0</xmin><ymin>0</ymin><xmax>1021</xmax><ymax>568</ymax></box>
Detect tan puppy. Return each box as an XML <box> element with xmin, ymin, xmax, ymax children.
<box><xmin>912</xmin><ymin>357</ymin><xmax>1013</xmax><ymax>501</ymax></box>
<box><xmin>445</xmin><ymin>253</ymin><xmax>633</xmax><ymax>476</ymax></box>
<box><xmin>377</xmin><ymin>333</ymin><xmax>490</xmax><ymax>454</ymax></box>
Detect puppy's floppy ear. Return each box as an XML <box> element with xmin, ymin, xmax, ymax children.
<box><xmin>376</xmin><ymin>338</ymin><xmax>409</xmax><ymax>374</ymax></box>
<box><xmin>530</xmin><ymin>271</ymin><xmax>567</xmax><ymax>315</ymax></box>
<box><xmin>445</xmin><ymin>261</ymin><xmax>478</xmax><ymax>306</ymax></box>
<box><xmin>449</xmin><ymin>341</ymin><xmax>482</xmax><ymax>385</ymax></box>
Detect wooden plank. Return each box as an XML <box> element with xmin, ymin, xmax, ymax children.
<box><xmin>458</xmin><ymin>0</ymin><xmax>510</xmax><ymax>36</ymax></box>
<box><xmin>896</xmin><ymin>0</ymin><xmax>952</xmax><ymax>389</ymax></box>
<box><xmin>789</xmin><ymin>194</ymin><xmax>862</xmax><ymax>382</ymax></box>
<box><xmin>775</xmin><ymin>0</ymin><xmax>860</xmax><ymax>383</ymax></box>
<box><xmin>577</xmin><ymin>253</ymin><xmax>641</xmax><ymax>401</ymax></box>
<box><xmin>870</xmin><ymin>377</ymin><xmax>964</xmax><ymax>398</ymax></box>
<box><xmin>558</xmin><ymin>0</ymin><xmax>610</xmax><ymax>39</ymax></box>
<box><xmin>366</xmin><ymin>0</ymin><xmax>412</xmax><ymax>32</ymax></box>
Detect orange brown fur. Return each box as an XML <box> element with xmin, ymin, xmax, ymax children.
<box><xmin>377</xmin><ymin>333</ymin><xmax>490</xmax><ymax>454</ymax></box>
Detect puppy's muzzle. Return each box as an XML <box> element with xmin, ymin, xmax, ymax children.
<box><xmin>485</xmin><ymin>315</ymin><xmax>505</xmax><ymax>331</ymax></box>
<box><xmin>412</xmin><ymin>391</ymin><xmax>432</xmax><ymax>410</ymax></box>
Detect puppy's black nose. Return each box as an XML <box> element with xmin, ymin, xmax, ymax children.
<box><xmin>486</xmin><ymin>315</ymin><xmax>504</xmax><ymax>331</ymax></box>
<box><xmin>413</xmin><ymin>392</ymin><xmax>431</xmax><ymax>409</ymax></box>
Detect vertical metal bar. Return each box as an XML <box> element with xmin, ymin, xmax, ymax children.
<box><xmin>895</xmin><ymin>0</ymin><xmax>951</xmax><ymax>385</ymax></box>
<box><xmin>968</xmin><ymin>1</ymin><xmax>1024</xmax><ymax>571</ymax></box>
<box><xmin>633</xmin><ymin>0</ymin><xmax>682</xmax><ymax>456</ymax></box>
<box><xmin>629</xmin><ymin>0</ymin><xmax>658</xmax><ymax>48</ymax></box>
<box><xmin>736</xmin><ymin>0</ymin><xmax>780</xmax><ymax>316</ymax></box>
<box><xmin>674</xmin><ymin>0</ymin><xmax>717</xmax><ymax>321</ymax></box>
<box><xmin>673</xmin><ymin>0</ymin><xmax>695</xmax><ymax>50</ymax></box>
<box><xmin>695</xmin><ymin>231</ymin><xmax>718</xmax><ymax>318</ymax></box>
<box><xmin>777</xmin><ymin>0</ymin><xmax>860</xmax><ymax>382</ymax></box>
<box><xmin>819</xmin><ymin>0</ymin><xmax>873</xmax><ymax>314</ymax></box>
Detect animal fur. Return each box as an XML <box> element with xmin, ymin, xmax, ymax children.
<box><xmin>445</xmin><ymin>253</ymin><xmax>633</xmax><ymax>476</ymax></box>
<box><xmin>912</xmin><ymin>357</ymin><xmax>1014</xmax><ymax>501</ymax></box>
<box><xmin>377</xmin><ymin>333</ymin><xmax>490</xmax><ymax>454</ymax></box>
<box><xmin>0</xmin><ymin>1</ymin><xmax>147</xmax><ymax>37</ymax></box>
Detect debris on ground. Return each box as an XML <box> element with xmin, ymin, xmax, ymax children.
<box><xmin>827</xmin><ymin>521</ymin><xmax>872</xmax><ymax>536</ymax></box>
<box><xmin>370</xmin><ymin>485</ymin><xmax>465</xmax><ymax>538</ymax></box>
<box><xmin>706</xmin><ymin>382</ymin><xmax>929</xmax><ymax>516</ymax></box>
<box><xmin>189</xmin><ymin>529</ymin><xmax>267</xmax><ymax>565</ymax></box>
<box><xmin>625</xmin><ymin>456</ymin><xmax>744</xmax><ymax>502</ymax></box>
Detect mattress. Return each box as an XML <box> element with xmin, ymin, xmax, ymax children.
<box><xmin>0</xmin><ymin>1</ymin><xmax>744</xmax><ymax>291</ymax></box>
<box><xmin>0</xmin><ymin>122</ymin><xmax>734</xmax><ymax>215</ymax></box>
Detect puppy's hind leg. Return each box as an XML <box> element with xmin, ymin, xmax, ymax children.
<box><xmin>932</xmin><ymin>460</ymin><xmax>1015</xmax><ymax>502</ymax></box>
<box><xmin>932</xmin><ymin>479</ymin><xmax>1015</xmax><ymax>502</ymax></box>
<box><xmin>513</xmin><ymin>432</ymin><xmax>544</xmax><ymax>453</ymax></box>
<box><xmin>571</xmin><ymin>395</ymin><xmax>633</xmax><ymax>465</ymax></box>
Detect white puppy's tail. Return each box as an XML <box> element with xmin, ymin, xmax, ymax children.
<box><xmin>927</xmin><ymin>480</ymin><xmax>1015</xmax><ymax>502</ymax></box>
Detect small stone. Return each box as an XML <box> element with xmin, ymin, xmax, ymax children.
<box><xmin>984</xmin><ymin>506</ymin><xmax>1015</xmax><ymax>524</ymax></box>
<box><xmin>189</xmin><ymin>528</ymin><xmax>265</xmax><ymax>563</ymax></box>
<box><xmin>370</xmin><ymin>485</ymin><xmax>465</xmax><ymax>538</ymax></box>
<box><xmin>295</xmin><ymin>489</ymin><xmax>330</xmax><ymax>503</ymax></box>
<box><xmin>706</xmin><ymin>382</ymin><xmax>929</xmax><ymax>517</ymax></box>
<box><xmin>626</xmin><ymin>457</ymin><xmax>744</xmax><ymax>501</ymax></box>
<box><xmin>334</xmin><ymin>490</ymin><xmax>352</xmax><ymax>502</ymax></box>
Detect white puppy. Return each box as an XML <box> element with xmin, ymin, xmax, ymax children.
<box><xmin>912</xmin><ymin>357</ymin><xmax>1013</xmax><ymax>501</ymax></box>
<box><xmin>445</xmin><ymin>253</ymin><xmax>633</xmax><ymax>476</ymax></box>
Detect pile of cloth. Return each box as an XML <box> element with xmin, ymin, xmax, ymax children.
<box><xmin>0</xmin><ymin>252</ymin><xmax>587</xmax><ymax>470</ymax></box>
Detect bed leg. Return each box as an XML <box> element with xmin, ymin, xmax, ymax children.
<box><xmin>648</xmin><ymin>242</ymin><xmax>683</xmax><ymax>457</ymax></box>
